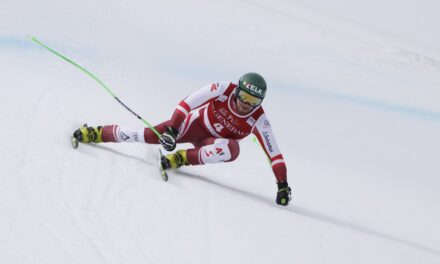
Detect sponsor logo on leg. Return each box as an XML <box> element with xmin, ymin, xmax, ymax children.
<box><xmin>216</xmin><ymin>148</ymin><xmax>224</xmax><ymax>155</ymax></box>
<box><xmin>120</xmin><ymin>131</ymin><xmax>130</xmax><ymax>141</ymax></box>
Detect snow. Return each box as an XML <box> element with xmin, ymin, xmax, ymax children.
<box><xmin>1</xmin><ymin>0</ymin><xmax>440</xmax><ymax>263</ymax></box>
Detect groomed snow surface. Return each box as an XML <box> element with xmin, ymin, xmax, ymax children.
<box><xmin>1</xmin><ymin>0</ymin><xmax>440</xmax><ymax>263</ymax></box>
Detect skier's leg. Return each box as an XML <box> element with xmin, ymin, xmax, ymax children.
<box><xmin>161</xmin><ymin>111</ymin><xmax>241</xmax><ymax>169</ymax></box>
<box><xmin>73</xmin><ymin>115</ymin><xmax>197</xmax><ymax>145</ymax></box>
<box><xmin>99</xmin><ymin>122</ymin><xmax>170</xmax><ymax>144</ymax></box>
<box><xmin>77</xmin><ymin>107</ymin><xmax>206</xmax><ymax>145</ymax></box>
<box><xmin>161</xmin><ymin>138</ymin><xmax>240</xmax><ymax>170</ymax></box>
<box><xmin>97</xmin><ymin>111</ymin><xmax>206</xmax><ymax>144</ymax></box>
<box><xmin>187</xmin><ymin>138</ymin><xmax>240</xmax><ymax>165</ymax></box>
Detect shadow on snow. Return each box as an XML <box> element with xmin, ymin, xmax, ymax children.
<box><xmin>175</xmin><ymin>170</ymin><xmax>440</xmax><ymax>257</ymax></box>
<box><xmin>86</xmin><ymin>144</ymin><xmax>440</xmax><ymax>257</ymax></box>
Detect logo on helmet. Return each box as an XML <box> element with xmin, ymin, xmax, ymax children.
<box><xmin>243</xmin><ymin>82</ymin><xmax>263</xmax><ymax>96</ymax></box>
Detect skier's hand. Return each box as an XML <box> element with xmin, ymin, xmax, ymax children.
<box><xmin>276</xmin><ymin>181</ymin><xmax>292</xmax><ymax>206</ymax></box>
<box><xmin>159</xmin><ymin>126</ymin><xmax>178</xmax><ymax>151</ymax></box>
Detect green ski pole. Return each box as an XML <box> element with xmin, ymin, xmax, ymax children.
<box><xmin>28</xmin><ymin>35</ymin><xmax>162</xmax><ymax>138</ymax></box>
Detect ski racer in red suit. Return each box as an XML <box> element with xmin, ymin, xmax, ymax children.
<box><xmin>73</xmin><ymin>73</ymin><xmax>292</xmax><ymax>205</ymax></box>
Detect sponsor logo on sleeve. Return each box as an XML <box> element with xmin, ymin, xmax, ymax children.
<box><xmin>211</xmin><ymin>83</ymin><xmax>219</xmax><ymax>92</ymax></box>
<box><xmin>263</xmin><ymin>131</ymin><xmax>274</xmax><ymax>153</ymax></box>
<box><xmin>263</xmin><ymin>120</ymin><xmax>271</xmax><ymax>128</ymax></box>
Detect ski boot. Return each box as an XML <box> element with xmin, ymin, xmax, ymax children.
<box><xmin>161</xmin><ymin>150</ymin><xmax>189</xmax><ymax>170</ymax></box>
<box><xmin>71</xmin><ymin>124</ymin><xmax>103</xmax><ymax>148</ymax></box>
<box><xmin>158</xmin><ymin>149</ymin><xmax>189</xmax><ymax>181</ymax></box>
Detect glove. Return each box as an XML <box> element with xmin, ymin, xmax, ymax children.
<box><xmin>159</xmin><ymin>126</ymin><xmax>178</xmax><ymax>151</ymax></box>
<box><xmin>276</xmin><ymin>181</ymin><xmax>292</xmax><ymax>206</ymax></box>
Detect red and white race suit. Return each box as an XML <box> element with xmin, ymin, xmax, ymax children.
<box><xmin>101</xmin><ymin>81</ymin><xmax>287</xmax><ymax>182</ymax></box>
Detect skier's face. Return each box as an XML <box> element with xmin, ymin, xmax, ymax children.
<box><xmin>236</xmin><ymin>97</ymin><xmax>255</xmax><ymax>114</ymax></box>
<box><xmin>236</xmin><ymin>89</ymin><xmax>262</xmax><ymax>114</ymax></box>
<box><xmin>237</xmin><ymin>90</ymin><xmax>262</xmax><ymax>107</ymax></box>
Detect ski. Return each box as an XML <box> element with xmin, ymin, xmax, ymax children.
<box><xmin>71</xmin><ymin>134</ymin><xmax>79</xmax><ymax>149</ymax></box>
<box><xmin>158</xmin><ymin>149</ymin><xmax>169</xmax><ymax>182</ymax></box>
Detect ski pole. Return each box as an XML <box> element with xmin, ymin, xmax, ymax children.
<box><xmin>28</xmin><ymin>35</ymin><xmax>162</xmax><ymax>138</ymax></box>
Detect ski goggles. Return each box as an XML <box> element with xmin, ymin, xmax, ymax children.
<box><xmin>237</xmin><ymin>89</ymin><xmax>263</xmax><ymax>107</ymax></box>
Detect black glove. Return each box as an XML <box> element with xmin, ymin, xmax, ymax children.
<box><xmin>276</xmin><ymin>181</ymin><xmax>292</xmax><ymax>206</ymax></box>
<box><xmin>159</xmin><ymin>126</ymin><xmax>178</xmax><ymax>151</ymax></box>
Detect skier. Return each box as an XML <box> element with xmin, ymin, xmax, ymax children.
<box><xmin>73</xmin><ymin>73</ymin><xmax>292</xmax><ymax>205</ymax></box>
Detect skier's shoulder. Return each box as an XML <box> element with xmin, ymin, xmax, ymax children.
<box><xmin>207</xmin><ymin>81</ymin><xmax>236</xmax><ymax>93</ymax></box>
<box><xmin>253</xmin><ymin>106</ymin><xmax>269</xmax><ymax>125</ymax></box>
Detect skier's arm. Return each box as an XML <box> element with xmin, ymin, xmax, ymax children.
<box><xmin>252</xmin><ymin>114</ymin><xmax>287</xmax><ymax>183</ymax></box>
<box><xmin>168</xmin><ymin>82</ymin><xmax>229</xmax><ymax>130</ymax></box>
<box><xmin>252</xmin><ymin>114</ymin><xmax>291</xmax><ymax>205</ymax></box>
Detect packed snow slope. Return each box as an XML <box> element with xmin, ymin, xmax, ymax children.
<box><xmin>1</xmin><ymin>0</ymin><xmax>440</xmax><ymax>263</ymax></box>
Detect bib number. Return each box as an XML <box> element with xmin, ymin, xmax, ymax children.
<box><xmin>213</xmin><ymin>123</ymin><xmax>224</xmax><ymax>133</ymax></box>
